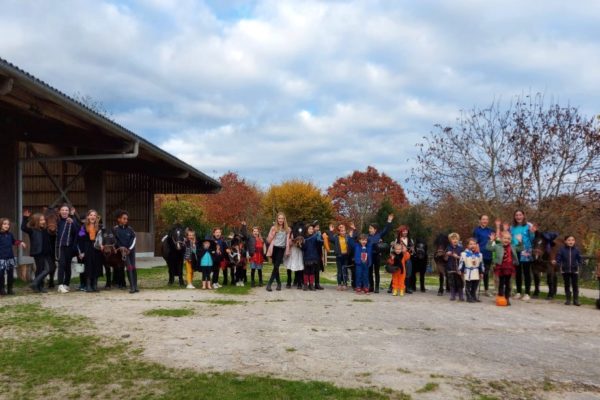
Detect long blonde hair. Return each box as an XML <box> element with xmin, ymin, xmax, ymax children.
<box><xmin>275</xmin><ymin>212</ymin><xmax>289</xmax><ymax>232</ymax></box>
<box><xmin>85</xmin><ymin>209</ymin><xmax>100</xmax><ymax>231</ymax></box>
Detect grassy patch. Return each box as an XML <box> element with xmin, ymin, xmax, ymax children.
<box><xmin>196</xmin><ymin>299</ymin><xmax>246</xmax><ymax>306</ymax></box>
<box><xmin>0</xmin><ymin>302</ymin><xmax>414</xmax><ymax>400</ymax></box>
<box><xmin>216</xmin><ymin>285</ymin><xmax>253</xmax><ymax>295</ymax></box>
<box><xmin>397</xmin><ymin>368</ymin><xmax>411</xmax><ymax>374</ymax></box>
<box><xmin>285</xmin><ymin>347</ymin><xmax>297</xmax><ymax>352</ymax></box>
<box><xmin>416</xmin><ymin>382</ymin><xmax>439</xmax><ymax>393</ymax></box>
<box><xmin>143</xmin><ymin>308</ymin><xmax>195</xmax><ymax>317</ymax></box>
<box><xmin>352</xmin><ymin>298</ymin><xmax>373</xmax><ymax>303</ymax></box>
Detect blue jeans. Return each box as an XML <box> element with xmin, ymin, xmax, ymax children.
<box><xmin>336</xmin><ymin>255</ymin><xmax>349</xmax><ymax>285</ymax></box>
<box><xmin>356</xmin><ymin>263</ymin><xmax>369</xmax><ymax>289</ymax></box>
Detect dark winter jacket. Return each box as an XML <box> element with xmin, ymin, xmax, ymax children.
<box><xmin>444</xmin><ymin>245</ymin><xmax>463</xmax><ymax>273</ymax></box>
<box><xmin>56</xmin><ymin>217</ymin><xmax>79</xmax><ymax>250</ymax></box>
<box><xmin>327</xmin><ymin>230</ymin><xmax>357</xmax><ymax>257</ymax></box>
<box><xmin>21</xmin><ymin>216</ymin><xmax>52</xmax><ymax>257</ymax></box>
<box><xmin>0</xmin><ymin>231</ymin><xmax>20</xmax><ymax>259</ymax></box>
<box><xmin>555</xmin><ymin>246</ymin><xmax>583</xmax><ymax>274</ymax></box>
<box><xmin>114</xmin><ymin>224</ymin><xmax>136</xmax><ymax>250</ymax></box>
<box><xmin>302</xmin><ymin>233</ymin><xmax>324</xmax><ymax>264</ymax></box>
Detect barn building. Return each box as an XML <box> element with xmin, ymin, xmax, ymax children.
<box><xmin>0</xmin><ymin>58</ymin><xmax>220</xmax><ymax>260</ymax></box>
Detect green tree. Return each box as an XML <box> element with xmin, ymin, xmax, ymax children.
<box><xmin>158</xmin><ymin>200</ymin><xmax>208</xmax><ymax>237</ymax></box>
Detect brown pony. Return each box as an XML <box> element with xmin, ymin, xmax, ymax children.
<box><xmin>98</xmin><ymin>228</ymin><xmax>128</xmax><ymax>289</ymax></box>
<box><xmin>531</xmin><ymin>231</ymin><xmax>560</xmax><ymax>299</ymax></box>
<box><xmin>433</xmin><ymin>233</ymin><xmax>449</xmax><ymax>296</ymax></box>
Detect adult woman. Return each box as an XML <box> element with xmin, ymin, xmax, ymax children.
<box><xmin>266</xmin><ymin>212</ymin><xmax>291</xmax><ymax>292</ymax></box>
<box><xmin>77</xmin><ymin>210</ymin><xmax>104</xmax><ymax>292</ymax></box>
<box><xmin>509</xmin><ymin>210</ymin><xmax>535</xmax><ymax>301</ymax></box>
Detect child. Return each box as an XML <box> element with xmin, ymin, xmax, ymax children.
<box><xmin>387</xmin><ymin>242</ymin><xmax>410</xmax><ymax>296</ymax></box>
<box><xmin>445</xmin><ymin>233</ymin><xmax>464</xmax><ymax>301</ymax></box>
<box><xmin>459</xmin><ymin>238</ymin><xmax>484</xmax><ymax>303</ymax></box>
<box><xmin>246</xmin><ymin>225</ymin><xmax>266</xmax><ymax>287</ymax></box>
<box><xmin>210</xmin><ymin>227</ymin><xmax>230</xmax><ymax>288</ymax></box>
<box><xmin>367</xmin><ymin>214</ymin><xmax>394</xmax><ymax>293</ymax></box>
<box><xmin>266</xmin><ymin>212</ymin><xmax>291</xmax><ymax>292</ymax></box>
<box><xmin>354</xmin><ymin>234</ymin><xmax>371</xmax><ymax>294</ymax></box>
<box><xmin>55</xmin><ymin>204</ymin><xmax>80</xmax><ymax>293</ymax></box>
<box><xmin>76</xmin><ymin>210</ymin><xmax>103</xmax><ymax>293</ymax></box>
<box><xmin>229</xmin><ymin>235</ymin><xmax>247</xmax><ymax>286</ymax></box>
<box><xmin>314</xmin><ymin>224</ymin><xmax>325</xmax><ymax>290</ymax></box>
<box><xmin>198</xmin><ymin>237</ymin><xmax>214</xmax><ymax>289</ymax></box>
<box><xmin>183</xmin><ymin>229</ymin><xmax>198</xmax><ymax>289</ymax></box>
<box><xmin>0</xmin><ymin>218</ymin><xmax>26</xmax><ymax>295</ymax></box>
<box><xmin>327</xmin><ymin>223</ymin><xmax>356</xmax><ymax>290</ymax></box>
<box><xmin>553</xmin><ymin>235</ymin><xmax>583</xmax><ymax>306</ymax></box>
<box><xmin>285</xmin><ymin>232</ymin><xmax>304</xmax><ymax>289</ymax></box>
<box><xmin>302</xmin><ymin>224</ymin><xmax>323</xmax><ymax>291</ymax></box>
<box><xmin>487</xmin><ymin>231</ymin><xmax>522</xmax><ymax>306</ymax></box>
<box><xmin>21</xmin><ymin>210</ymin><xmax>53</xmax><ymax>293</ymax></box>
<box><xmin>114</xmin><ymin>210</ymin><xmax>138</xmax><ymax>294</ymax></box>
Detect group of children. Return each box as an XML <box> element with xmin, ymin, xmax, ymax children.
<box><xmin>446</xmin><ymin>211</ymin><xmax>587</xmax><ymax>307</ymax></box>
<box><xmin>0</xmin><ymin>207</ymin><xmax>593</xmax><ymax>308</ymax></box>
<box><xmin>0</xmin><ymin>205</ymin><xmax>138</xmax><ymax>295</ymax></box>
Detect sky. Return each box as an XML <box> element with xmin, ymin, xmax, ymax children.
<box><xmin>1</xmin><ymin>0</ymin><xmax>600</xmax><ymax>194</ymax></box>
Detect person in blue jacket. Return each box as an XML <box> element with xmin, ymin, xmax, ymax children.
<box><xmin>354</xmin><ymin>234</ymin><xmax>371</xmax><ymax>294</ymax></box>
<box><xmin>553</xmin><ymin>235</ymin><xmax>583</xmax><ymax>306</ymax></box>
<box><xmin>55</xmin><ymin>204</ymin><xmax>80</xmax><ymax>294</ymax></box>
<box><xmin>509</xmin><ymin>210</ymin><xmax>535</xmax><ymax>301</ymax></box>
<box><xmin>473</xmin><ymin>215</ymin><xmax>495</xmax><ymax>297</ymax></box>
<box><xmin>367</xmin><ymin>214</ymin><xmax>394</xmax><ymax>293</ymax></box>
<box><xmin>114</xmin><ymin>209</ymin><xmax>138</xmax><ymax>294</ymax></box>
<box><xmin>301</xmin><ymin>224</ymin><xmax>323</xmax><ymax>291</ymax></box>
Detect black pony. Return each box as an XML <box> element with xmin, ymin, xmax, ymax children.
<box><xmin>161</xmin><ymin>224</ymin><xmax>186</xmax><ymax>287</ymax></box>
<box><xmin>531</xmin><ymin>231</ymin><xmax>559</xmax><ymax>299</ymax></box>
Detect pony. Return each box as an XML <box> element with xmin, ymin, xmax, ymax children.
<box><xmin>42</xmin><ymin>207</ymin><xmax>59</xmax><ymax>287</ymax></box>
<box><xmin>433</xmin><ymin>233</ymin><xmax>450</xmax><ymax>296</ymax></box>
<box><xmin>531</xmin><ymin>231</ymin><xmax>560</xmax><ymax>299</ymax></box>
<box><xmin>98</xmin><ymin>228</ymin><xmax>128</xmax><ymax>289</ymax></box>
<box><xmin>161</xmin><ymin>224</ymin><xmax>186</xmax><ymax>286</ymax></box>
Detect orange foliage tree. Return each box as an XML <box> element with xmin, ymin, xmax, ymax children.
<box><xmin>327</xmin><ymin>166</ymin><xmax>409</xmax><ymax>231</ymax></box>
<box><xmin>261</xmin><ymin>180</ymin><xmax>334</xmax><ymax>228</ymax></box>
<box><xmin>201</xmin><ymin>172</ymin><xmax>263</xmax><ymax>230</ymax></box>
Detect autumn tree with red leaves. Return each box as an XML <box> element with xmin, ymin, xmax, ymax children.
<box><xmin>201</xmin><ymin>172</ymin><xmax>262</xmax><ymax>230</ymax></box>
<box><xmin>327</xmin><ymin>166</ymin><xmax>409</xmax><ymax>231</ymax></box>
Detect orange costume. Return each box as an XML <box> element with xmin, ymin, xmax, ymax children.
<box><xmin>388</xmin><ymin>251</ymin><xmax>411</xmax><ymax>292</ymax></box>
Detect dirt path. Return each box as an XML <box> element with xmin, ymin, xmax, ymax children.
<box><xmin>27</xmin><ymin>287</ymin><xmax>600</xmax><ymax>398</ymax></box>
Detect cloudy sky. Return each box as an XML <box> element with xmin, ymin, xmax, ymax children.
<box><xmin>1</xmin><ymin>0</ymin><xmax>599</xmax><ymax>193</ymax></box>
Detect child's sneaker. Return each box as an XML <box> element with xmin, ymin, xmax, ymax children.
<box><xmin>213</xmin><ymin>282</ymin><xmax>220</xmax><ymax>289</ymax></box>
<box><xmin>522</xmin><ymin>294</ymin><xmax>530</xmax><ymax>301</ymax></box>
<box><xmin>186</xmin><ymin>284</ymin><xmax>195</xmax><ymax>289</ymax></box>
<box><xmin>393</xmin><ymin>289</ymin><xmax>398</xmax><ymax>296</ymax></box>
<box><xmin>400</xmin><ymin>289</ymin><xmax>405</xmax><ymax>296</ymax></box>
<box><xmin>57</xmin><ymin>285</ymin><xmax>68</xmax><ymax>294</ymax></box>
<box><xmin>355</xmin><ymin>288</ymin><xmax>362</xmax><ymax>294</ymax></box>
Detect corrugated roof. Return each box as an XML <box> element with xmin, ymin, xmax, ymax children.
<box><xmin>0</xmin><ymin>56</ymin><xmax>221</xmax><ymax>192</ymax></box>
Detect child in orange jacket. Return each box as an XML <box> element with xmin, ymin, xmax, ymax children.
<box><xmin>388</xmin><ymin>242</ymin><xmax>411</xmax><ymax>296</ymax></box>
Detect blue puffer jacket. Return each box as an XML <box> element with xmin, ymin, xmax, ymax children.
<box><xmin>510</xmin><ymin>224</ymin><xmax>534</xmax><ymax>262</ymax></box>
<box><xmin>302</xmin><ymin>233</ymin><xmax>323</xmax><ymax>264</ymax></box>
<box><xmin>555</xmin><ymin>246</ymin><xmax>583</xmax><ymax>273</ymax></box>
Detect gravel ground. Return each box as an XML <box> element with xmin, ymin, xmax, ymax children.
<box><xmin>22</xmin><ymin>287</ymin><xmax>600</xmax><ymax>399</ymax></box>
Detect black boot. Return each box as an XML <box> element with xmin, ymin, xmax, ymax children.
<box><xmin>85</xmin><ymin>278</ymin><xmax>93</xmax><ymax>293</ymax></box>
<box><xmin>48</xmin><ymin>275</ymin><xmax>55</xmax><ymax>289</ymax></box>
<box><xmin>91</xmin><ymin>277</ymin><xmax>99</xmax><ymax>292</ymax></box>
<box><xmin>573</xmin><ymin>295</ymin><xmax>580</xmax><ymax>306</ymax></box>
<box><xmin>276</xmin><ymin>282</ymin><xmax>282</xmax><ymax>291</ymax></box>
<box><xmin>128</xmin><ymin>269</ymin><xmax>136</xmax><ymax>293</ymax></box>
<box><xmin>133</xmin><ymin>269</ymin><xmax>139</xmax><ymax>292</ymax></box>
<box><xmin>258</xmin><ymin>270</ymin><xmax>263</xmax><ymax>287</ymax></box>
<box><xmin>564</xmin><ymin>293</ymin><xmax>571</xmax><ymax>305</ymax></box>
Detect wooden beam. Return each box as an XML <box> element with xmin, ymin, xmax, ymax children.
<box><xmin>0</xmin><ymin>77</ymin><xmax>13</xmax><ymax>96</ymax></box>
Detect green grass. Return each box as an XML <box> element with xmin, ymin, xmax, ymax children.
<box><xmin>143</xmin><ymin>308</ymin><xmax>195</xmax><ymax>317</ymax></box>
<box><xmin>285</xmin><ymin>347</ymin><xmax>297</xmax><ymax>352</ymax></box>
<box><xmin>0</xmin><ymin>302</ymin><xmax>412</xmax><ymax>400</ymax></box>
<box><xmin>415</xmin><ymin>382</ymin><xmax>439</xmax><ymax>393</ymax></box>
<box><xmin>216</xmin><ymin>284</ymin><xmax>253</xmax><ymax>295</ymax></box>
<box><xmin>196</xmin><ymin>299</ymin><xmax>246</xmax><ymax>306</ymax></box>
<box><xmin>352</xmin><ymin>298</ymin><xmax>373</xmax><ymax>303</ymax></box>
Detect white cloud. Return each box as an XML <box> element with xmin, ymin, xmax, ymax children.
<box><xmin>1</xmin><ymin>0</ymin><xmax>599</xmax><ymax>192</ymax></box>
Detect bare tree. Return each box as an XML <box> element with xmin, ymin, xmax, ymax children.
<box><xmin>413</xmin><ymin>93</ymin><xmax>600</xmax><ymax>227</ymax></box>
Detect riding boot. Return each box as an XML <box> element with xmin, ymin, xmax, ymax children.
<box><xmin>266</xmin><ymin>276</ymin><xmax>272</xmax><ymax>291</ymax></box>
<box><xmin>128</xmin><ymin>269</ymin><xmax>136</xmax><ymax>293</ymax></box>
<box><xmin>85</xmin><ymin>277</ymin><xmax>93</xmax><ymax>293</ymax></box>
<box><xmin>48</xmin><ymin>274</ymin><xmax>55</xmax><ymax>289</ymax></box>
<box><xmin>573</xmin><ymin>294</ymin><xmax>580</xmax><ymax>306</ymax></box>
<box><xmin>564</xmin><ymin>292</ymin><xmax>571</xmax><ymax>305</ymax></box>
<box><xmin>92</xmin><ymin>277</ymin><xmax>99</xmax><ymax>292</ymax></box>
<box><xmin>286</xmin><ymin>270</ymin><xmax>292</xmax><ymax>288</ymax></box>
<box><xmin>258</xmin><ymin>270</ymin><xmax>263</xmax><ymax>286</ymax></box>
<box><xmin>251</xmin><ymin>269</ymin><xmax>256</xmax><ymax>287</ymax></box>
